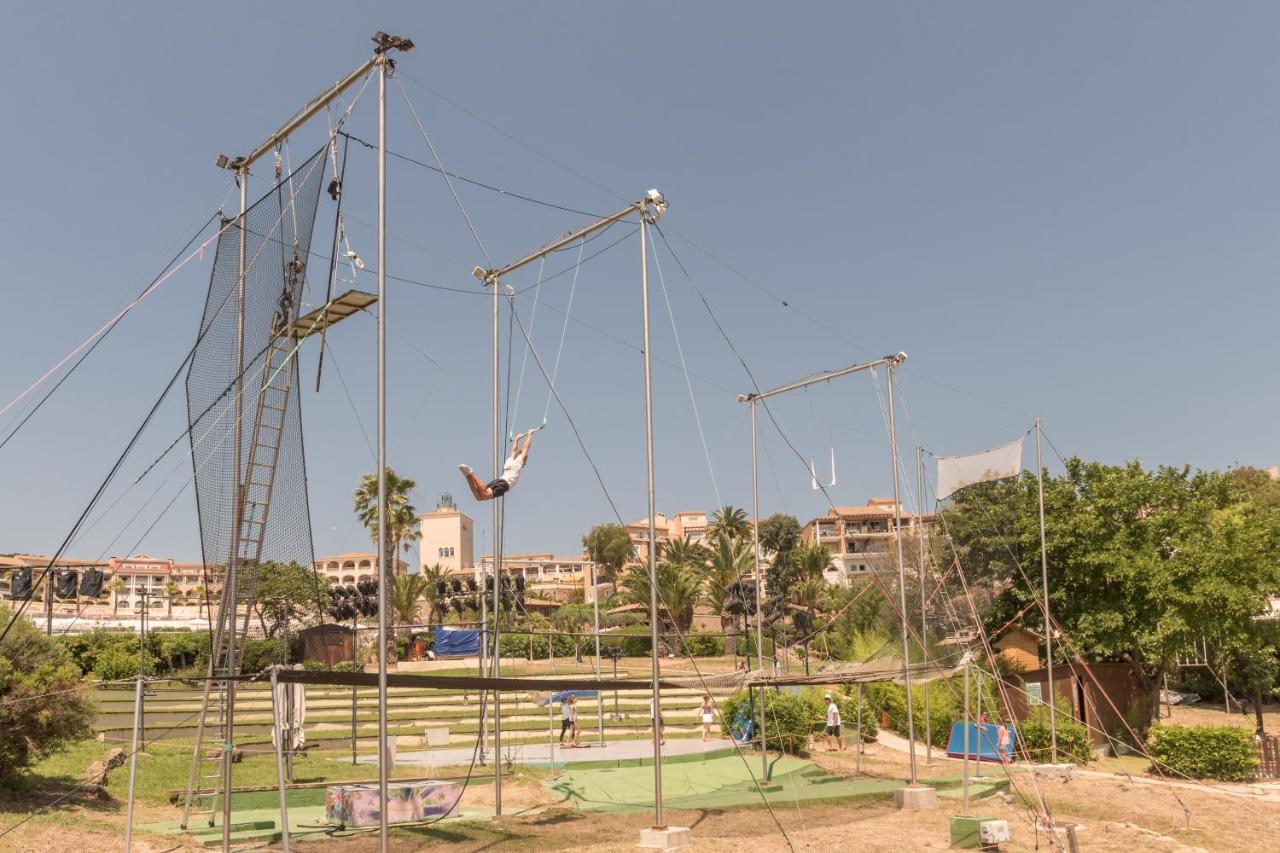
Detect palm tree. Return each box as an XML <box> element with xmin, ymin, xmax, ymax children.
<box><xmin>703</xmin><ymin>533</ymin><xmax>753</xmax><ymax>630</ymax></box>
<box><xmin>354</xmin><ymin>468</ymin><xmax>421</xmax><ymax>580</ymax></box>
<box><xmin>621</xmin><ymin>561</ymin><xmax>700</xmax><ymax>636</ymax></box>
<box><xmin>708</xmin><ymin>506</ymin><xmax>751</xmax><ymax>542</ymax></box>
<box><xmin>164</xmin><ymin>580</ymin><xmax>181</xmax><ymax>617</ymax></box>
<box><xmin>390</xmin><ymin>573</ymin><xmax>430</xmax><ymax>637</ymax></box>
<box><xmin>193</xmin><ymin>584</ymin><xmax>209</xmax><ymax>619</ymax></box>
<box><xmin>106</xmin><ymin>577</ymin><xmax>125</xmax><ymax>616</ymax></box>
<box><xmin>795</xmin><ymin>542</ymin><xmax>835</xmax><ymax>583</ymax></box>
<box><xmin>417</xmin><ymin>563</ymin><xmax>448</xmax><ymax>625</ymax></box>
<box><xmin>662</xmin><ymin>535</ymin><xmax>708</xmax><ymax>568</ymax></box>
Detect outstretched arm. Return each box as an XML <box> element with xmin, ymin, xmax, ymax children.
<box><xmin>520</xmin><ymin>429</ymin><xmax>534</xmax><ymax>462</ymax></box>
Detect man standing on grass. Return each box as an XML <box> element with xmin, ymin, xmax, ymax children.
<box><xmin>823</xmin><ymin>694</ymin><xmax>844</xmax><ymax>751</ymax></box>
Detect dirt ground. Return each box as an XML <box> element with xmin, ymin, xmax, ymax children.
<box><xmin>4</xmin><ymin>715</ymin><xmax>1278</xmax><ymax>851</ymax></box>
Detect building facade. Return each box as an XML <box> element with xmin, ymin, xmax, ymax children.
<box><xmin>418</xmin><ymin>493</ymin><xmax>474</xmax><ymax>574</ymax></box>
<box><xmin>314</xmin><ymin>551</ymin><xmax>408</xmax><ymax>586</ymax></box>
<box><xmin>802</xmin><ymin>498</ymin><xmax>935</xmax><ymax>584</ymax></box>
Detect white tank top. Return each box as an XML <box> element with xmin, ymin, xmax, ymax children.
<box><xmin>502</xmin><ymin>454</ymin><xmax>524</xmax><ymax>486</ymax></box>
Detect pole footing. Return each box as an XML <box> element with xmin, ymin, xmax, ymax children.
<box><xmin>894</xmin><ymin>784</ymin><xmax>938</xmax><ymax>810</ymax></box>
<box><xmin>638</xmin><ymin>826</ymin><xmax>691</xmax><ymax>850</ymax></box>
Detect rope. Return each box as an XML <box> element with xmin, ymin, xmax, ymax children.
<box><xmin>542</xmin><ymin>239</ymin><xmax>585</xmax><ymax>426</ymax></box>
<box><xmin>396</xmin><ymin>78</ymin><xmax>491</xmax><ymax>266</ymax></box>
<box><xmin>649</xmin><ymin>234</ymin><xmax>722</xmax><ymax>509</ymax></box>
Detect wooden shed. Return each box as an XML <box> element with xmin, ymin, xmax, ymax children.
<box><xmin>298</xmin><ymin>623</ymin><xmax>354</xmax><ymax>668</ymax></box>
<box><xmin>1007</xmin><ymin>661</ymin><xmax>1145</xmax><ymax>748</ymax></box>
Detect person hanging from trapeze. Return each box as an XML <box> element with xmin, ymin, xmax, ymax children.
<box><xmin>458</xmin><ymin>427</ymin><xmax>538</xmax><ymax>501</ymax></box>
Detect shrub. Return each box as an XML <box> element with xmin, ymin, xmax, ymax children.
<box><xmin>300</xmin><ymin>659</ymin><xmax>328</xmax><ymax>672</ymax></box>
<box><xmin>332</xmin><ymin>660</ymin><xmax>357</xmax><ymax>673</ymax></box>
<box><xmin>499</xmin><ymin>617</ymin><xmax>576</xmax><ymax>659</ymax></box>
<box><xmin>91</xmin><ymin>644</ymin><xmax>156</xmax><ymax>681</ymax></box>
<box><xmin>240</xmin><ymin>638</ymin><xmax>288</xmax><ymax>674</ymax></box>
<box><xmin>680</xmin><ymin>633</ymin><xmax>724</xmax><ymax>657</ymax></box>
<box><xmin>1147</xmin><ymin>726</ymin><xmax>1258</xmax><ymax>782</ymax></box>
<box><xmin>719</xmin><ymin>689</ymin><xmax>815</xmax><ymax>752</ymax></box>
<box><xmin>1018</xmin><ymin>708</ymin><xmax>1092</xmax><ymax>764</ymax></box>
<box><xmin>0</xmin><ymin>604</ymin><xmax>95</xmax><ymax>781</ymax></box>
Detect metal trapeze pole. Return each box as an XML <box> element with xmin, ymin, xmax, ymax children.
<box><xmin>738</xmin><ymin>353</ymin><xmax>908</xmax><ymax>779</ymax></box>
<box><xmin>886</xmin><ymin>357</ymin><xmax>920</xmax><ymax>786</ymax></box>
<box><xmin>640</xmin><ymin>209</ymin><xmax>664</xmax><ymax>829</ymax></box>
<box><xmin>492</xmin><ymin>212</ymin><xmax>503</xmax><ymax>818</ymax></box>
<box><xmin>469</xmin><ymin>188</ymin><xmax>666</xmax><ymax>827</ymax></box>
<box><xmin>1035</xmin><ymin>418</ymin><xmax>1057</xmax><ymax>763</ymax></box>
<box><xmin>917</xmin><ymin>444</ymin><xmax>931</xmax><ymax>764</ymax></box>
<box><xmin>220</xmin><ymin>166</ymin><xmax>248</xmax><ymax>853</ymax></box>
<box><xmin>749</xmin><ymin>398</ymin><xmax>769</xmax><ymax>782</ymax></box>
<box><xmin>376</xmin><ymin>49</ymin><xmax>389</xmax><ymax>853</ymax></box>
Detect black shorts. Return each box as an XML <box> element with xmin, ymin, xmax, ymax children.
<box><xmin>825</xmin><ymin>725</ymin><xmax>841</xmax><ymax>736</ymax></box>
<box><xmin>560</xmin><ymin>718</ymin><xmax>574</xmax><ymax>735</ymax></box>
<box><xmin>487</xmin><ymin>478</ymin><xmax>511</xmax><ymax>497</ymax></box>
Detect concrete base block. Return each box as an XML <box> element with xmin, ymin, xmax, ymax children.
<box><xmin>1031</xmin><ymin>762</ymin><xmax>1076</xmax><ymax>782</ymax></box>
<box><xmin>638</xmin><ymin>826</ymin><xmax>692</xmax><ymax>850</ymax></box>
<box><xmin>894</xmin><ymin>784</ymin><xmax>938</xmax><ymax>810</ymax></box>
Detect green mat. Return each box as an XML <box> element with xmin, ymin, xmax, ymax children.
<box><xmin>544</xmin><ymin>755</ymin><xmax>902</xmax><ymax>813</ymax></box>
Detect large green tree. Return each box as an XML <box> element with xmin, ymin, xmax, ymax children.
<box><xmin>354</xmin><ymin>468</ymin><xmax>421</xmax><ymax>578</ymax></box>
<box><xmin>583</xmin><ymin>523</ymin><xmax>634</xmax><ymax>591</ymax></box>
<box><xmin>951</xmin><ymin>458</ymin><xmax>1280</xmax><ymax>732</ymax></box>
<box><xmin>703</xmin><ymin>533</ymin><xmax>752</xmax><ymax>631</ymax></box>
<box><xmin>251</xmin><ymin>561</ymin><xmax>326</xmax><ymax>639</ymax></box>
<box><xmin>759</xmin><ymin>513</ymin><xmax>802</xmax><ymax>563</ymax></box>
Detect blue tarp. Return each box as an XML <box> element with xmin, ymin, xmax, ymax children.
<box><xmin>945</xmin><ymin>722</ymin><xmax>1017</xmax><ymax>762</ymax></box>
<box><xmin>536</xmin><ymin>689</ymin><xmax>599</xmax><ymax>707</ymax></box>
<box><xmin>433</xmin><ymin>627</ymin><xmax>480</xmax><ymax>658</ymax></box>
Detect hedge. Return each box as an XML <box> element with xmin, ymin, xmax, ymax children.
<box><xmin>680</xmin><ymin>633</ymin><xmax>724</xmax><ymax>657</ymax></box>
<box><xmin>1147</xmin><ymin>726</ymin><xmax>1258</xmax><ymax>782</ymax></box>
<box><xmin>1018</xmin><ymin>708</ymin><xmax>1093</xmax><ymax>764</ymax></box>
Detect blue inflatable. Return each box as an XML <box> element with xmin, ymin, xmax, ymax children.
<box><xmin>945</xmin><ymin>722</ymin><xmax>1017</xmax><ymax>762</ymax></box>
<box><xmin>433</xmin><ymin>626</ymin><xmax>480</xmax><ymax>658</ymax></box>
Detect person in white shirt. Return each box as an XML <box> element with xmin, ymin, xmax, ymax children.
<box><xmin>560</xmin><ymin>694</ymin><xmax>579</xmax><ymax>747</ymax></box>
<box><xmin>822</xmin><ymin>694</ymin><xmax>845</xmax><ymax>751</ymax></box>
<box><xmin>458</xmin><ymin>429</ymin><xmax>535</xmax><ymax>501</ymax></box>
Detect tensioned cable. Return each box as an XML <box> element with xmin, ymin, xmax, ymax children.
<box><xmin>341</xmin><ymin>131</ymin><xmax>602</xmax><ymax>220</ymax></box>
<box><xmin>0</xmin><ymin>143</ymin><xmax>334</xmax><ymax>646</ymax></box>
<box><xmin>0</xmin><ymin>210</ymin><xmax>224</xmax><ymax>452</ymax></box>
<box><xmin>651</xmin><ymin>223</ymin><xmax>1058</xmax><ymax>830</ymax></box>
<box><xmin>909</xmin><ymin>407</ymin><xmax>1273</xmax><ymax>825</ymax></box>
<box><xmin>542</xmin><ymin>239</ymin><xmax>584</xmax><ymax>426</ymax></box>
<box><xmin>401</xmin><ymin>70</ymin><xmax>1038</xmax><ymax>422</ymax></box>
<box><xmin>397</xmin><ymin>78</ymin><xmax>491</xmax><ymax>267</ymax></box>
<box><xmin>496</xmin><ymin>272</ymin><xmax>795</xmax><ymax>849</ymax></box>
<box><xmin>509</xmin><ymin>258</ymin><xmax>546</xmax><ymax>429</ymax></box>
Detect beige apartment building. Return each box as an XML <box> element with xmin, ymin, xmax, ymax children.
<box><xmin>313</xmin><ymin>551</ymin><xmax>408</xmax><ymax>586</ymax></box>
<box><xmin>802</xmin><ymin>498</ymin><xmax>935</xmax><ymax>585</ymax></box>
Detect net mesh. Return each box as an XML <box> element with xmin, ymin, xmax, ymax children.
<box><xmin>185</xmin><ymin>146</ymin><xmax>328</xmax><ymax>610</ymax></box>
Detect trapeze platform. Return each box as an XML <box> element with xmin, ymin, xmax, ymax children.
<box><xmin>284</xmin><ymin>289</ymin><xmax>378</xmax><ymax>340</ymax></box>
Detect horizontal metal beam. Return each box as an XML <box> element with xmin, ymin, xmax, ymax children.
<box><xmin>737</xmin><ymin>352</ymin><xmax>907</xmax><ymax>403</ymax></box>
<box><xmin>220</xmin><ymin>34</ymin><xmax>413</xmax><ymax>172</ymax></box>
<box><xmin>473</xmin><ymin>201</ymin><xmax>645</xmax><ymax>285</ymax></box>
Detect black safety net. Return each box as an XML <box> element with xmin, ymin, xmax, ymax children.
<box><xmin>185</xmin><ymin>146</ymin><xmax>328</xmax><ymax>610</ymax></box>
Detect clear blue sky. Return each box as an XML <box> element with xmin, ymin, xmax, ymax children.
<box><xmin>1</xmin><ymin>3</ymin><xmax>1277</xmax><ymax>566</ymax></box>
